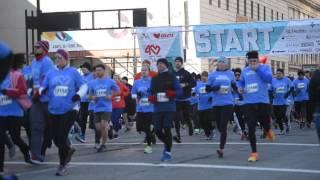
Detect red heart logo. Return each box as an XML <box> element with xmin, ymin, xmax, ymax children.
<box><xmin>150</xmin><ymin>45</ymin><xmax>160</xmax><ymax>55</ymax></box>
<box><xmin>153</xmin><ymin>33</ymin><xmax>160</xmax><ymax>39</ymax></box>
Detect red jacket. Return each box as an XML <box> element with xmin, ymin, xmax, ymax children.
<box><xmin>112</xmin><ymin>81</ymin><xmax>129</xmax><ymax>109</ymax></box>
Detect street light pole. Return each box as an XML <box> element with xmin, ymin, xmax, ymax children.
<box><xmin>168</xmin><ymin>0</ymin><xmax>171</xmax><ymax>25</ymax></box>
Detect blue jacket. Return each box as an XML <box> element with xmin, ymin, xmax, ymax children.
<box><xmin>41</xmin><ymin>66</ymin><xmax>84</xmax><ymax>115</ymax></box>
<box><xmin>293</xmin><ymin>77</ymin><xmax>309</xmax><ymax>102</ymax></box>
<box><xmin>0</xmin><ymin>74</ymin><xmax>24</xmax><ymax>117</ymax></box>
<box><xmin>89</xmin><ymin>77</ymin><xmax>119</xmax><ymax>113</ymax></box>
<box><xmin>239</xmin><ymin>64</ymin><xmax>272</xmax><ymax>104</ymax></box>
<box><xmin>31</xmin><ymin>56</ymin><xmax>54</xmax><ymax>102</ymax></box>
<box><xmin>131</xmin><ymin>77</ymin><xmax>153</xmax><ymax>113</ymax></box>
<box><xmin>271</xmin><ymin>77</ymin><xmax>292</xmax><ymax>105</ymax></box>
<box><xmin>195</xmin><ymin>81</ymin><xmax>212</xmax><ymax>111</ymax></box>
<box><xmin>208</xmin><ymin>70</ymin><xmax>235</xmax><ymax>106</ymax></box>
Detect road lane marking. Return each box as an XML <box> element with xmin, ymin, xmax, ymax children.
<box><xmin>7</xmin><ymin>161</ymin><xmax>320</xmax><ymax>174</ymax></box>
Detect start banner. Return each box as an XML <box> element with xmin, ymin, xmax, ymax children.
<box><xmin>193</xmin><ymin>19</ymin><xmax>320</xmax><ymax>58</ymax></box>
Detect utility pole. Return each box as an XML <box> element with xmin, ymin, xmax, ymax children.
<box><xmin>168</xmin><ymin>0</ymin><xmax>171</xmax><ymax>25</ymax></box>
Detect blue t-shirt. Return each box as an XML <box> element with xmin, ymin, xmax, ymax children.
<box><xmin>131</xmin><ymin>77</ymin><xmax>153</xmax><ymax>113</ymax></box>
<box><xmin>31</xmin><ymin>56</ymin><xmax>54</xmax><ymax>102</ymax></box>
<box><xmin>41</xmin><ymin>66</ymin><xmax>84</xmax><ymax>115</ymax></box>
<box><xmin>271</xmin><ymin>77</ymin><xmax>292</xmax><ymax>106</ymax></box>
<box><xmin>89</xmin><ymin>77</ymin><xmax>119</xmax><ymax>113</ymax></box>
<box><xmin>239</xmin><ymin>64</ymin><xmax>272</xmax><ymax>104</ymax></box>
<box><xmin>81</xmin><ymin>73</ymin><xmax>94</xmax><ymax>102</ymax></box>
<box><xmin>195</xmin><ymin>81</ymin><xmax>212</xmax><ymax>111</ymax></box>
<box><xmin>208</xmin><ymin>70</ymin><xmax>235</xmax><ymax>106</ymax></box>
<box><xmin>0</xmin><ymin>75</ymin><xmax>24</xmax><ymax>117</ymax></box>
<box><xmin>293</xmin><ymin>77</ymin><xmax>309</xmax><ymax>102</ymax></box>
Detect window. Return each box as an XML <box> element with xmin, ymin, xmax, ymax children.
<box><xmin>244</xmin><ymin>0</ymin><xmax>247</xmax><ymax>16</ymax></box>
<box><xmin>264</xmin><ymin>6</ymin><xmax>266</xmax><ymax>21</ymax></box>
<box><xmin>209</xmin><ymin>0</ymin><xmax>212</xmax><ymax>5</ymax></box>
<box><xmin>226</xmin><ymin>0</ymin><xmax>229</xmax><ymax>10</ymax></box>
<box><xmin>251</xmin><ymin>1</ymin><xmax>254</xmax><ymax>19</ymax></box>
<box><xmin>271</xmin><ymin>9</ymin><xmax>273</xmax><ymax>20</ymax></box>
<box><xmin>237</xmin><ymin>0</ymin><xmax>240</xmax><ymax>14</ymax></box>
<box><xmin>257</xmin><ymin>3</ymin><xmax>260</xmax><ymax>20</ymax></box>
<box><xmin>218</xmin><ymin>0</ymin><xmax>221</xmax><ymax>8</ymax></box>
<box><xmin>277</xmin><ymin>11</ymin><xmax>279</xmax><ymax>20</ymax></box>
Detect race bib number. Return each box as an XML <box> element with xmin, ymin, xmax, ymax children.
<box><xmin>297</xmin><ymin>83</ymin><xmax>305</xmax><ymax>89</ymax></box>
<box><xmin>218</xmin><ymin>85</ymin><xmax>229</xmax><ymax>94</ymax></box>
<box><xmin>199</xmin><ymin>87</ymin><xmax>206</xmax><ymax>94</ymax></box>
<box><xmin>139</xmin><ymin>98</ymin><xmax>150</xmax><ymax>106</ymax></box>
<box><xmin>0</xmin><ymin>95</ymin><xmax>12</xmax><ymax>106</ymax></box>
<box><xmin>114</xmin><ymin>96</ymin><xmax>121</xmax><ymax>102</ymax></box>
<box><xmin>246</xmin><ymin>83</ymin><xmax>258</xmax><ymax>93</ymax></box>
<box><xmin>157</xmin><ymin>92</ymin><xmax>169</xmax><ymax>102</ymax></box>
<box><xmin>54</xmin><ymin>86</ymin><xmax>68</xmax><ymax>97</ymax></box>
<box><xmin>96</xmin><ymin>89</ymin><xmax>107</xmax><ymax>97</ymax></box>
<box><xmin>276</xmin><ymin>86</ymin><xmax>285</xmax><ymax>93</ymax></box>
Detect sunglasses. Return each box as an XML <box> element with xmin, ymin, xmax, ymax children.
<box><xmin>34</xmin><ymin>46</ymin><xmax>41</xmax><ymax>49</ymax></box>
<box><xmin>235</xmin><ymin>74</ymin><xmax>241</xmax><ymax>76</ymax></box>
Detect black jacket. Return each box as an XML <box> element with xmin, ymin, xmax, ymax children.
<box><xmin>175</xmin><ymin>68</ymin><xmax>196</xmax><ymax>99</ymax></box>
<box><xmin>309</xmin><ymin>69</ymin><xmax>320</xmax><ymax>106</ymax></box>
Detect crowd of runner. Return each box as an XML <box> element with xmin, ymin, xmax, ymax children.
<box><xmin>0</xmin><ymin>40</ymin><xmax>319</xmax><ymax>177</ymax></box>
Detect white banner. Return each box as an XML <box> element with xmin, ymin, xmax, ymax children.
<box><xmin>136</xmin><ymin>27</ymin><xmax>183</xmax><ymax>63</ymax></box>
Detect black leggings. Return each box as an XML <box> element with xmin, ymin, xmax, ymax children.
<box><xmin>234</xmin><ymin>106</ymin><xmax>246</xmax><ymax>132</ymax></box>
<box><xmin>155</xmin><ymin>129</ymin><xmax>172</xmax><ymax>152</ymax></box>
<box><xmin>79</xmin><ymin>102</ymin><xmax>89</xmax><ymax>136</ymax></box>
<box><xmin>0</xmin><ymin>116</ymin><xmax>30</xmax><ymax>172</ymax></box>
<box><xmin>212</xmin><ymin>105</ymin><xmax>234</xmax><ymax>149</ymax></box>
<box><xmin>175</xmin><ymin>101</ymin><xmax>193</xmax><ymax>138</ymax></box>
<box><xmin>273</xmin><ymin>105</ymin><xmax>288</xmax><ymax>131</ymax></box>
<box><xmin>136</xmin><ymin>112</ymin><xmax>152</xmax><ymax>146</ymax></box>
<box><xmin>198</xmin><ymin>109</ymin><xmax>214</xmax><ymax>137</ymax></box>
<box><xmin>49</xmin><ymin>111</ymin><xmax>76</xmax><ymax>166</ymax></box>
<box><xmin>244</xmin><ymin>103</ymin><xmax>271</xmax><ymax>153</ymax></box>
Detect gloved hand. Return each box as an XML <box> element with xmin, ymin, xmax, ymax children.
<box><xmin>211</xmin><ymin>85</ymin><xmax>220</xmax><ymax>92</ymax></box>
<box><xmin>148</xmin><ymin>95</ymin><xmax>157</xmax><ymax>103</ymax></box>
<box><xmin>238</xmin><ymin>93</ymin><xmax>244</xmax><ymax>101</ymax></box>
<box><xmin>192</xmin><ymin>92</ymin><xmax>196</xmax><ymax>96</ymax></box>
<box><xmin>32</xmin><ymin>90</ymin><xmax>40</xmax><ymax>102</ymax></box>
<box><xmin>208</xmin><ymin>96</ymin><xmax>213</xmax><ymax>103</ymax></box>
<box><xmin>72</xmin><ymin>94</ymin><xmax>81</xmax><ymax>102</ymax></box>
<box><xmin>0</xmin><ymin>89</ymin><xmax>7</xmax><ymax>95</ymax></box>
<box><xmin>137</xmin><ymin>91</ymin><xmax>143</xmax><ymax>99</ymax></box>
<box><xmin>165</xmin><ymin>89</ymin><xmax>176</xmax><ymax>98</ymax></box>
<box><xmin>205</xmin><ymin>85</ymin><xmax>212</xmax><ymax>92</ymax></box>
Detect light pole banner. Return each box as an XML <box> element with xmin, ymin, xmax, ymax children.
<box><xmin>193</xmin><ymin>19</ymin><xmax>320</xmax><ymax>58</ymax></box>
<box><xmin>136</xmin><ymin>27</ymin><xmax>183</xmax><ymax>61</ymax></box>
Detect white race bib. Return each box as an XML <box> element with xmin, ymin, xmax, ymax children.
<box><xmin>157</xmin><ymin>92</ymin><xmax>169</xmax><ymax>102</ymax></box>
<box><xmin>297</xmin><ymin>83</ymin><xmax>305</xmax><ymax>89</ymax></box>
<box><xmin>0</xmin><ymin>95</ymin><xmax>12</xmax><ymax>106</ymax></box>
<box><xmin>139</xmin><ymin>97</ymin><xmax>150</xmax><ymax>106</ymax></box>
<box><xmin>96</xmin><ymin>89</ymin><xmax>107</xmax><ymax>97</ymax></box>
<box><xmin>218</xmin><ymin>85</ymin><xmax>229</xmax><ymax>94</ymax></box>
<box><xmin>114</xmin><ymin>96</ymin><xmax>121</xmax><ymax>102</ymax></box>
<box><xmin>246</xmin><ymin>83</ymin><xmax>259</xmax><ymax>93</ymax></box>
<box><xmin>276</xmin><ymin>86</ymin><xmax>285</xmax><ymax>93</ymax></box>
<box><xmin>199</xmin><ymin>87</ymin><xmax>206</xmax><ymax>94</ymax></box>
<box><xmin>54</xmin><ymin>86</ymin><xmax>69</xmax><ymax>97</ymax></box>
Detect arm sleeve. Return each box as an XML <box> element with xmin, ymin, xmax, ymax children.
<box><xmin>174</xmin><ymin>77</ymin><xmax>183</xmax><ymax>98</ymax></box>
<box><xmin>6</xmin><ymin>75</ymin><xmax>27</xmax><ymax>98</ymax></box>
<box><xmin>256</xmin><ymin>65</ymin><xmax>272</xmax><ymax>83</ymax></box>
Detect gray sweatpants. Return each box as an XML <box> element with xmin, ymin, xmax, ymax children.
<box><xmin>30</xmin><ymin>102</ymin><xmax>48</xmax><ymax>160</ymax></box>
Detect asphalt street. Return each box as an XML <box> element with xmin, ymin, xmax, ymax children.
<box><xmin>4</xmin><ymin>123</ymin><xmax>320</xmax><ymax>180</ymax></box>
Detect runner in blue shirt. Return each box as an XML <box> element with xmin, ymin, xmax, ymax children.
<box><xmin>88</xmin><ymin>64</ymin><xmax>120</xmax><ymax>153</ymax></box>
<box><xmin>293</xmin><ymin>70</ymin><xmax>309</xmax><ymax>129</ymax></box>
<box><xmin>40</xmin><ymin>49</ymin><xmax>87</xmax><ymax>176</ymax></box>
<box><xmin>132</xmin><ymin>65</ymin><xmax>154</xmax><ymax>154</ymax></box>
<box><xmin>207</xmin><ymin>56</ymin><xmax>236</xmax><ymax>158</ymax></box>
<box><xmin>270</xmin><ymin>69</ymin><xmax>293</xmax><ymax>134</ymax></box>
<box><xmin>239</xmin><ymin>51</ymin><xmax>275</xmax><ymax>162</ymax></box>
